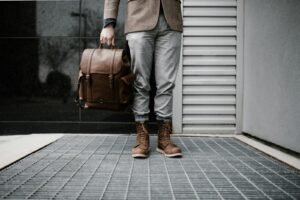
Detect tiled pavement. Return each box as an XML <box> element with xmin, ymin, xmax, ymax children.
<box><xmin>0</xmin><ymin>135</ymin><xmax>299</xmax><ymax>200</ymax></box>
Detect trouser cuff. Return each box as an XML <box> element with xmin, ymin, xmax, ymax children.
<box><xmin>156</xmin><ymin>115</ymin><xmax>172</xmax><ymax>122</ymax></box>
<box><xmin>134</xmin><ymin>114</ymin><xmax>149</xmax><ymax>122</ymax></box>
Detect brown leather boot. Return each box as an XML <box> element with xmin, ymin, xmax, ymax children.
<box><xmin>132</xmin><ymin>121</ymin><xmax>150</xmax><ymax>158</ymax></box>
<box><xmin>157</xmin><ymin>120</ymin><xmax>182</xmax><ymax>157</ymax></box>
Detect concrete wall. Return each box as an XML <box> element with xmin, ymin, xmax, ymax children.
<box><xmin>243</xmin><ymin>0</ymin><xmax>300</xmax><ymax>152</ymax></box>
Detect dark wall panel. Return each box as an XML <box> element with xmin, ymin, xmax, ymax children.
<box><xmin>0</xmin><ymin>0</ymin><xmax>157</xmax><ymax>134</ymax></box>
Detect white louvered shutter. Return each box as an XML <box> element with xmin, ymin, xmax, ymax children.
<box><xmin>182</xmin><ymin>0</ymin><xmax>238</xmax><ymax>134</ymax></box>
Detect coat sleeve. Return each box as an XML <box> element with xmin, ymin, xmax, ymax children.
<box><xmin>103</xmin><ymin>0</ymin><xmax>120</xmax><ymax>19</ymax></box>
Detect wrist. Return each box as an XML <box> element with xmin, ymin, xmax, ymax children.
<box><xmin>105</xmin><ymin>24</ymin><xmax>114</xmax><ymax>29</ymax></box>
<box><xmin>103</xmin><ymin>18</ymin><xmax>116</xmax><ymax>28</ymax></box>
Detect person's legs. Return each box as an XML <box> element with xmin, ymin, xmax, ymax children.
<box><xmin>154</xmin><ymin>15</ymin><xmax>181</xmax><ymax>121</ymax></box>
<box><xmin>154</xmin><ymin>14</ymin><xmax>182</xmax><ymax>157</ymax></box>
<box><xmin>126</xmin><ymin>30</ymin><xmax>157</xmax><ymax>158</ymax></box>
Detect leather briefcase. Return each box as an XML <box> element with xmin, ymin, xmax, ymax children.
<box><xmin>76</xmin><ymin>47</ymin><xmax>135</xmax><ymax>111</ymax></box>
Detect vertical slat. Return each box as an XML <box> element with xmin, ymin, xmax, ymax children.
<box><xmin>235</xmin><ymin>0</ymin><xmax>244</xmax><ymax>134</ymax></box>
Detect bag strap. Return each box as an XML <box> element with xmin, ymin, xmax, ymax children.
<box><xmin>109</xmin><ymin>49</ymin><xmax>117</xmax><ymax>89</ymax></box>
<box><xmin>75</xmin><ymin>71</ymin><xmax>85</xmax><ymax>108</ymax></box>
<box><xmin>86</xmin><ymin>49</ymin><xmax>97</xmax><ymax>77</ymax></box>
<box><xmin>86</xmin><ymin>49</ymin><xmax>97</xmax><ymax>101</ymax></box>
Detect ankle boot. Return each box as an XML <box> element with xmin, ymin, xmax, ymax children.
<box><xmin>132</xmin><ymin>121</ymin><xmax>150</xmax><ymax>158</ymax></box>
<box><xmin>157</xmin><ymin>120</ymin><xmax>182</xmax><ymax>157</ymax></box>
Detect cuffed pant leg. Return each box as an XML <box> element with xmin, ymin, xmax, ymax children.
<box><xmin>154</xmin><ymin>30</ymin><xmax>182</xmax><ymax>121</ymax></box>
<box><xmin>126</xmin><ymin>32</ymin><xmax>156</xmax><ymax>122</ymax></box>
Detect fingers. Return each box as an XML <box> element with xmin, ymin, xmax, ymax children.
<box><xmin>100</xmin><ymin>36</ymin><xmax>115</xmax><ymax>47</ymax></box>
<box><xmin>101</xmin><ymin>37</ymin><xmax>114</xmax><ymax>46</ymax></box>
<box><xmin>107</xmin><ymin>36</ymin><xmax>113</xmax><ymax>46</ymax></box>
<box><xmin>100</xmin><ymin>34</ymin><xmax>108</xmax><ymax>45</ymax></box>
<box><xmin>100</xmin><ymin>36</ymin><xmax>108</xmax><ymax>45</ymax></box>
<box><xmin>112</xmin><ymin>38</ymin><xmax>115</xmax><ymax>47</ymax></box>
<box><xmin>100</xmin><ymin>27</ymin><xmax>115</xmax><ymax>47</ymax></box>
<box><xmin>100</xmin><ymin>37</ymin><xmax>115</xmax><ymax>46</ymax></box>
<box><xmin>100</xmin><ymin>36</ymin><xmax>105</xmax><ymax>45</ymax></box>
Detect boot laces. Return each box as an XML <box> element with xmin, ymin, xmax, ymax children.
<box><xmin>137</xmin><ymin>123</ymin><xmax>148</xmax><ymax>145</ymax></box>
<box><xmin>159</xmin><ymin>121</ymin><xmax>172</xmax><ymax>144</ymax></box>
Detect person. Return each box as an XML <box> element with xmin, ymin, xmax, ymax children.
<box><xmin>100</xmin><ymin>0</ymin><xmax>183</xmax><ymax>158</ymax></box>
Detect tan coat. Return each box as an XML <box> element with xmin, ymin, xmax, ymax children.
<box><xmin>104</xmin><ymin>0</ymin><xmax>183</xmax><ymax>34</ymax></box>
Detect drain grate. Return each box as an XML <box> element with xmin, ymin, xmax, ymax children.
<box><xmin>0</xmin><ymin>135</ymin><xmax>299</xmax><ymax>199</ymax></box>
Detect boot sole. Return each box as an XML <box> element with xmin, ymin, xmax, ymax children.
<box><xmin>132</xmin><ymin>148</ymin><xmax>150</xmax><ymax>158</ymax></box>
<box><xmin>156</xmin><ymin>148</ymin><xmax>182</xmax><ymax>157</ymax></box>
<box><xmin>132</xmin><ymin>153</ymin><xmax>148</xmax><ymax>158</ymax></box>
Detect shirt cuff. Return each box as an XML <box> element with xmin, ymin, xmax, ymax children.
<box><xmin>103</xmin><ymin>18</ymin><xmax>116</xmax><ymax>28</ymax></box>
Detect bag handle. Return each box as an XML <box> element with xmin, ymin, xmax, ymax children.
<box><xmin>99</xmin><ymin>43</ymin><xmax>115</xmax><ymax>49</ymax></box>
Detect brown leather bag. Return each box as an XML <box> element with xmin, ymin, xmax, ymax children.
<box><xmin>76</xmin><ymin>47</ymin><xmax>135</xmax><ymax>111</ymax></box>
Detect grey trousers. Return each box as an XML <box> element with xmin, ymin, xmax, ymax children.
<box><xmin>126</xmin><ymin>13</ymin><xmax>182</xmax><ymax>122</ymax></box>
